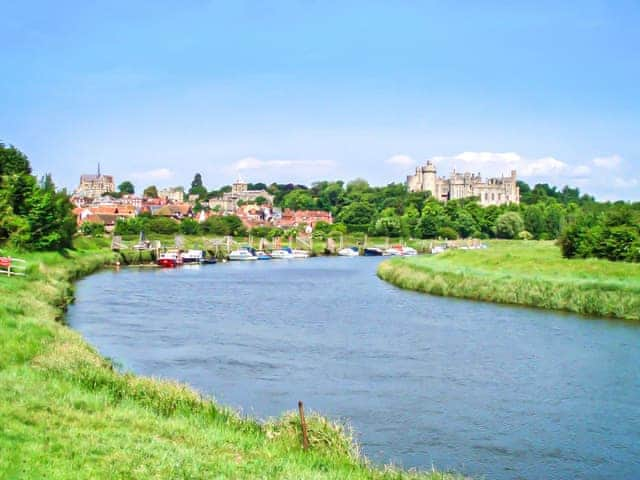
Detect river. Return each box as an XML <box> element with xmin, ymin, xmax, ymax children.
<box><xmin>67</xmin><ymin>256</ymin><xmax>640</xmax><ymax>479</ymax></box>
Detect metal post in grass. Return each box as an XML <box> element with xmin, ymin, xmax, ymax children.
<box><xmin>298</xmin><ymin>400</ymin><xmax>310</xmax><ymax>451</ymax></box>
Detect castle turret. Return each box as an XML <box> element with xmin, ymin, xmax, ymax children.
<box><xmin>421</xmin><ymin>160</ymin><xmax>437</xmax><ymax>196</ymax></box>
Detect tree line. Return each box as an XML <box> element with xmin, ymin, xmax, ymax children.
<box><xmin>0</xmin><ymin>144</ymin><xmax>75</xmax><ymax>250</ymax></box>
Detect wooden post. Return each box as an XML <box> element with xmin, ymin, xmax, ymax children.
<box><xmin>298</xmin><ymin>400</ymin><xmax>310</xmax><ymax>451</ymax></box>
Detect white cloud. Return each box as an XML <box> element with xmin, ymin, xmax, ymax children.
<box><xmin>231</xmin><ymin>157</ymin><xmax>335</xmax><ymax>171</ymax></box>
<box><xmin>130</xmin><ymin>168</ymin><xmax>174</xmax><ymax>180</ymax></box>
<box><xmin>426</xmin><ymin>151</ymin><xmax>567</xmax><ymax>178</ymax></box>
<box><xmin>614</xmin><ymin>177</ymin><xmax>638</xmax><ymax>188</ymax></box>
<box><xmin>592</xmin><ymin>154</ymin><xmax>622</xmax><ymax>169</ymax></box>
<box><xmin>520</xmin><ymin>156</ymin><xmax>568</xmax><ymax>176</ymax></box>
<box><xmin>572</xmin><ymin>165</ymin><xmax>591</xmax><ymax>176</ymax></box>
<box><xmin>385</xmin><ymin>154</ymin><xmax>415</xmax><ymax>167</ymax></box>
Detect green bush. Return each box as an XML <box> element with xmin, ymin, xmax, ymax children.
<box><xmin>437</xmin><ymin>226</ymin><xmax>458</xmax><ymax>240</ymax></box>
<box><xmin>179</xmin><ymin>218</ymin><xmax>201</xmax><ymax>235</ymax></box>
<box><xmin>146</xmin><ymin>216</ymin><xmax>180</xmax><ymax>235</ymax></box>
<box><xmin>496</xmin><ymin>212</ymin><xmax>524</xmax><ymax>239</ymax></box>
<box><xmin>81</xmin><ymin>222</ymin><xmax>105</xmax><ymax>237</ymax></box>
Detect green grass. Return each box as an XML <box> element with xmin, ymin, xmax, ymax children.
<box><xmin>377</xmin><ymin>240</ymin><xmax>640</xmax><ymax>321</ymax></box>
<box><xmin>0</xmin><ymin>246</ymin><xmax>463</xmax><ymax>479</ymax></box>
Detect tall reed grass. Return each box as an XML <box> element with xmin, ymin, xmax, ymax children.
<box><xmin>378</xmin><ymin>241</ymin><xmax>640</xmax><ymax>321</ymax></box>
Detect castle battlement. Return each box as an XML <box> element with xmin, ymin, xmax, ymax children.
<box><xmin>407</xmin><ymin>161</ymin><xmax>519</xmax><ymax>206</ymax></box>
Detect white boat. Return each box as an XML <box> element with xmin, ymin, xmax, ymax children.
<box><xmin>181</xmin><ymin>249</ymin><xmax>204</xmax><ymax>263</ymax></box>
<box><xmin>338</xmin><ymin>246</ymin><xmax>359</xmax><ymax>257</ymax></box>
<box><xmin>228</xmin><ymin>249</ymin><xmax>257</xmax><ymax>261</ymax></box>
<box><xmin>384</xmin><ymin>245</ymin><xmax>418</xmax><ymax>256</ymax></box>
<box><xmin>270</xmin><ymin>249</ymin><xmax>295</xmax><ymax>259</ymax></box>
<box><xmin>291</xmin><ymin>249</ymin><xmax>310</xmax><ymax>259</ymax></box>
<box><xmin>255</xmin><ymin>250</ymin><xmax>272</xmax><ymax>260</ymax></box>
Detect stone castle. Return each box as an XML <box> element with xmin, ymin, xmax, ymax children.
<box><xmin>406</xmin><ymin>161</ymin><xmax>519</xmax><ymax>206</ymax></box>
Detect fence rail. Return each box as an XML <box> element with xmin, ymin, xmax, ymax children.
<box><xmin>0</xmin><ymin>256</ymin><xmax>27</xmax><ymax>277</ymax></box>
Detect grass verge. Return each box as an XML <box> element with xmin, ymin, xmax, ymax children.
<box><xmin>377</xmin><ymin>240</ymin><xmax>640</xmax><ymax>321</ymax></box>
<box><xmin>0</xmin><ymin>245</ymin><xmax>463</xmax><ymax>479</ymax></box>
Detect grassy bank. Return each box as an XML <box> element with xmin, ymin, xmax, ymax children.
<box><xmin>377</xmin><ymin>241</ymin><xmax>640</xmax><ymax>321</ymax></box>
<box><xmin>0</xmin><ymin>246</ymin><xmax>461</xmax><ymax>479</ymax></box>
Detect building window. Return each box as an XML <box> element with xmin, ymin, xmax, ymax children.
<box><xmin>485</xmin><ymin>193</ymin><xmax>488</xmax><ymax>200</ymax></box>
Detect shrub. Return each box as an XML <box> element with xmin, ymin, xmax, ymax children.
<box><xmin>81</xmin><ymin>222</ymin><xmax>105</xmax><ymax>237</ymax></box>
<box><xmin>147</xmin><ymin>216</ymin><xmax>180</xmax><ymax>234</ymax></box>
<box><xmin>518</xmin><ymin>230</ymin><xmax>533</xmax><ymax>240</ymax></box>
<box><xmin>496</xmin><ymin>212</ymin><xmax>524</xmax><ymax>239</ymax></box>
<box><xmin>180</xmin><ymin>218</ymin><xmax>200</xmax><ymax>235</ymax></box>
<box><xmin>437</xmin><ymin>226</ymin><xmax>458</xmax><ymax>240</ymax></box>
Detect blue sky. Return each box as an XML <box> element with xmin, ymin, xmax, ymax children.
<box><xmin>2</xmin><ymin>1</ymin><xmax>639</xmax><ymax>200</ymax></box>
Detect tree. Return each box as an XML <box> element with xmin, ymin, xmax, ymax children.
<box><xmin>523</xmin><ymin>205</ymin><xmax>545</xmax><ymax>239</ymax></box>
<box><xmin>189</xmin><ymin>173</ymin><xmax>207</xmax><ymax>199</ymax></box>
<box><xmin>337</xmin><ymin>201</ymin><xmax>376</xmax><ymax>232</ymax></box>
<box><xmin>0</xmin><ymin>143</ymin><xmax>31</xmax><ymax>176</ymax></box>
<box><xmin>143</xmin><ymin>185</ymin><xmax>158</xmax><ymax>198</ymax></box>
<box><xmin>282</xmin><ymin>190</ymin><xmax>315</xmax><ymax>210</ymax></box>
<box><xmin>255</xmin><ymin>196</ymin><xmax>268</xmax><ymax>206</ymax></box>
<box><xmin>496</xmin><ymin>212</ymin><xmax>524</xmax><ymax>239</ymax></box>
<box><xmin>180</xmin><ymin>218</ymin><xmax>200</xmax><ymax>235</ymax></box>
<box><xmin>118</xmin><ymin>181</ymin><xmax>135</xmax><ymax>194</ymax></box>
<box><xmin>416</xmin><ymin>200</ymin><xmax>446</xmax><ymax>239</ymax></box>
<box><xmin>0</xmin><ymin>145</ymin><xmax>74</xmax><ymax>250</ymax></box>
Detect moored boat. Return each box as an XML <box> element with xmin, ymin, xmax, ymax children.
<box><xmin>363</xmin><ymin>247</ymin><xmax>383</xmax><ymax>256</ymax></box>
<box><xmin>291</xmin><ymin>249</ymin><xmax>310</xmax><ymax>258</ymax></box>
<box><xmin>157</xmin><ymin>252</ymin><xmax>182</xmax><ymax>268</ymax></box>
<box><xmin>271</xmin><ymin>247</ymin><xmax>295</xmax><ymax>259</ymax></box>
<box><xmin>228</xmin><ymin>248</ymin><xmax>257</xmax><ymax>261</ymax></box>
<box><xmin>338</xmin><ymin>246</ymin><xmax>359</xmax><ymax>257</ymax></box>
<box><xmin>181</xmin><ymin>249</ymin><xmax>204</xmax><ymax>264</ymax></box>
<box><xmin>255</xmin><ymin>250</ymin><xmax>272</xmax><ymax>260</ymax></box>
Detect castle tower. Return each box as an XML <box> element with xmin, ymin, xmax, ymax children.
<box><xmin>232</xmin><ymin>175</ymin><xmax>248</xmax><ymax>194</ymax></box>
<box><xmin>421</xmin><ymin>160</ymin><xmax>437</xmax><ymax>197</ymax></box>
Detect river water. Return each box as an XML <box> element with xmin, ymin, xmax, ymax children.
<box><xmin>67</xmin><ymin>257</ymin><xmax>640</xmax><ymax>479</ymax></box>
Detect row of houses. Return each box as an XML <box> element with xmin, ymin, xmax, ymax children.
<box><xmin>71</xmin><ymin>169</ymin><xmax>332</xmax><ymax>232</ymax></box>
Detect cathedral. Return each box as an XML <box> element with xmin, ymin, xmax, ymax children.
<box><xmin>406</xmin><ymin>161</ymin><xmax>519</xmax><ymax>206</ymax></box>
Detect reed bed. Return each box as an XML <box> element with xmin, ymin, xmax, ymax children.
<box><xmin>378</xmin><ymin>241</ymin><xmax>640</xmax><ymax>321</ymax></box>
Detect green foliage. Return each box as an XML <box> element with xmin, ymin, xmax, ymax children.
<box><xmin>250</xmin><ymin>226</ymin><xmax>271</xmax><ymax>238</ymax></box>
<box><xmin>282</xmin><ymin>189</ymin><xmax>315</xmax><ymax>210</ymax></box>
<box><xmin>179</xmin><ymin>218</ymin><xmax>200</xmax><ymax>235</ymax></box>
<box><xmin>496</xmin><ymin>212</ymin><xmax>524</xmax><ymax>239</ymax></box>
<box><xmin>147</xmin><ymin>216</ymin><xmax>180</xmax><ymax>235</ymax></box>
<box><xmin>143</xmin><ymin>185</ymin><xmax>158</xmax><ymax>198</ymax></box>
<box><xmin>118</xmin><ymin>180</ymin><xmax>135</xmax><ymax>194</ymax></box>
<box><xmin>0</xmin><ymin>142</ymin><xmax>31</xmax><ymax>175</ymax></box>
<box><xmin>437</xmin><ymin>226</ymin><xmax>458</xmax><ymax>240</ymax></box>
<box><xmin>189</xmin><ymin>173</ymin><xmax>207</xmax><ymax>199</ymax></box>
<box><xmin>201</xmin><ymin>215</ymin><xmax>246</xmax><ymax>236</ymax></box>
<box><xmin>337</xmin><ymin>202</ymin><xmax>375</xmax><ymax>232</ymax></box>
<box><xmin>559</xmin><ymin>206</ymin><xmax>640</xmax><ymax>262</ymax></box>
<box><xmin>0</xmin><ymin>145</ymin><xmax>75</xmax><ymax>250</ymax></box>
<box><xmin>80</xmin><ymin>222</ymin><xmax>105</xmax><ymax>237</ymax></box>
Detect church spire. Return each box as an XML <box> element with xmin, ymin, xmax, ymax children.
<box><xmin>97</xmin><ymin>162</ymin><xmax>101</xmax><ymax>177</ymax></box>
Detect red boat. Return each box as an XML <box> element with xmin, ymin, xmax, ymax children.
<box><xmin>157</xmin><ymin>252</ymin><xmax>182</xmax><ymax>268</ymax></box>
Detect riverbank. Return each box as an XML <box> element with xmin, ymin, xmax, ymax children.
<box><xmin>0</xmin><ymin>247</ymin><xmax>461</xmax><ymax>479</ymax></box>
<box><xmin>377</xmin><ymin>241</ymin><xmax>640</xmax><ymax>321</ymax></box>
